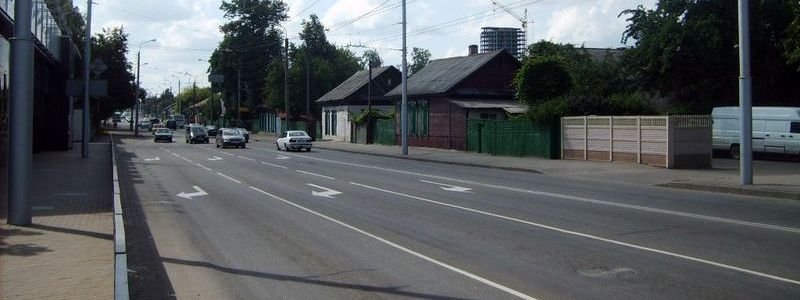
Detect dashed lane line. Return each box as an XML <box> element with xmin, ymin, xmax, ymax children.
<box><xmin>296</xmin><ymin>170</ymin><xmax>336</xmax><ymax>180</ymax></box>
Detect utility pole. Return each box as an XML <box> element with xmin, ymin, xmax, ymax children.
<box><xmin>401</xmin><ymin>0</ymin><xmax>409</xmax><ymax>156</ymax></box>
<box><xmin>134</xmin><ymin>39</ymin><xmax>155</xmax><ymax>136</ymax></box>
<box><xmin>306</xmin><ymin>49</ymin><xmax>310</xmax><ymax>117</ymax></box>
<box><xmin>82</xmin><ymin>0</ymin><xmax>92</xmax><ymax>158</ymax></box>
<box><xmin>8</xmin><ymin>0</ymin><xmax>34</xmax><ymax>225</ymax></box>
<box><xmin>284</xmin><ymin>35</ymin><xmax>290</xmax><ymax>132</ymax></box>
<box><xmin>738</xmin><ymin>0</ymin><xmax>753</xmax><ymax>185</ymax></box>
<box><xmin>237</xmin><ymin>61</ymin><xmax>241</xmax><ymax>125</ymax></box>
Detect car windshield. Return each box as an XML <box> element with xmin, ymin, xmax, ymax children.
<box><xmin>156</xmin><ymin>129</ymin><xmax>170</xmax><ymax>133</ymax></box>
<box><xmin>223</xmin><ymin>130</ymin><xmax>239</xmax><ymax>136</ymax></box>
<box><xmin>191</xmin><ymin>127</ymin><xmax>205</xmax><ymax>133</ymax></box>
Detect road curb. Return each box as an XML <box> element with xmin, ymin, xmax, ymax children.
<box><xmin>657</xmin><ymin>182</ymin><xmax>800</xmax><ymax>201</ymax></box>
<box><xmin>314</xmin><ymin>145</ymin><xmax>544</xmax><ymax>174</ymax></box>
<box><xmin>110</xmin><ymin>133</ymin><xmax>130</xmax><ymax>300</ymax></box>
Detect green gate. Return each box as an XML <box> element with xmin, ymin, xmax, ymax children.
<box><xmin>375</xmin><ymin>119</ymin><xmax>396</xmax><ymax>145</ymax></box>
<box><xmin>467</xmin><ymin>119</ymin><xmax>559</xmax><ymax>158</ymax></box>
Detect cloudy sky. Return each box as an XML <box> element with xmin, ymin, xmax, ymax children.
<box><xmin>84</xmin><ymin>0</ymin><xmax>655</xmax><ymax>95</ymax></box>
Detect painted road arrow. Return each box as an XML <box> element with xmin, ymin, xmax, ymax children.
<box><xmin>208</xmin><ymin>156</ymin><xmax>223</xmax><ymax>161</ymax></box>
<box><xmin>144</xmin><ymin>156</ymin><xmax>160</xmax><ymax>161</ymax></box>
<box><xmin>420</xmin><ymin>180</ymin><xmax>472</xmax><ymax>193</ymax></box>
<box><xmin>177</xmin><ymin>186</ymin><xmax>208</xmax><ymax>199</ymax></box>
<box><xmin>307</xmin><ymin>184</ymin><xmax>342</xmax><ymax>198</ymax></box>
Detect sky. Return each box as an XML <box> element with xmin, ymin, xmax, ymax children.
<box><xmin>83</xmin><ymin>0</ymin><xmax>656</xmax><ymax>96</ymax></box>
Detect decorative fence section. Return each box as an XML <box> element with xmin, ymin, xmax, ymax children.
<box><xmin>467</xmin><ymin>120</ymin><xmax>559</xmax><ymax>158</ymax></box>
<box><xmin>562</xmin><ymin>115</ymin><xmax>712</xmax><ymax>168</ymax></box>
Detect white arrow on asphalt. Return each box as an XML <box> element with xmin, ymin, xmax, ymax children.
<box><xmin>276</xmin><ymin>155</ymin><xmax>290</xmax><ymax>160</ymax></box>
<box><xmin>420</xmin><ymin>180</ymin><xmax>473</xmax><ymax>193</ymax></box>
<box><xmin>208</xmin><ymin>156</ymin><xmax>223</xmax><ymax>161</ymax></box>
<box><xmin>177</xmin><ymin>186</ymin><xmax>208</xmax><ymax>199</ymax></box>
<box><xmin>307</xmin><ymin>184</ymin><xmax>342</xmax><ymax>198</ymax></box>
<box><xmin>144</xmin><ymin>157</ymin><xmax>160</xmax><ymax>161</ymax></box>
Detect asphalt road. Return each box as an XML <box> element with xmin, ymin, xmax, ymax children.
<box><xmin>115</xmin><ymin>130</ymin><xmax>800</xmax><ymax>300</ymax></box>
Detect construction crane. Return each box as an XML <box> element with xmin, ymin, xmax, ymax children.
<box><xmin>491</xmin><ymin>0</ymin><xmax>532</xmax><ymax>45</ymax></box>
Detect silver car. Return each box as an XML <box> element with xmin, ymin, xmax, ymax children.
<box><xmin>216</xmin><ymin>128</ymin><xmax>246</xmax><ymax>149</ymax></box>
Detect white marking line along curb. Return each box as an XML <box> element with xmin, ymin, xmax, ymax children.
<box><xmin>247</xmin><ymin>186</ymin><xmax>535</xmax><ymax>300</ymax></box>
<box><xmin>217</xmin><ymin>172</ymin><xmax>242</xmax><ymax>184</ymax></box>
<box><xmin>350</xmin><ymin>182</ymin><xmax>800</xmax><ymax>286</ymax></box>
<box><xmin>252</xmin><ymin>147</ymin><xmax>800</xmax><ymax>235</ymax></box>
<box><xmin>296</xmin><ymin>170</ymin><xmax>336</xmax><ymax>180</ymax></box>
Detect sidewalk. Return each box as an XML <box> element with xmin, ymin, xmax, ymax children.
<box><xmin>0</xmin><ymin>137</ymin><xmax>113</xmax><ymax>299</ymax></box>
<box><xmin>254</xmin><ymin>132</ymin><xmax>800</xmax><ymax>200</ymax></box>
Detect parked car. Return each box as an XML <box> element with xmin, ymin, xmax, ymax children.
<box><xmin>185</xmin><ymin>125</ymin><xmax>209</xmax><ymax>144</ymax></box>
<box><xmin>205</xmin><ymin>125</ymin><xmax>218</xmax><ymax>136</ymax></box>
<box><xmin>216</xmin><ymin>128</ymin><xmax>246</xmax><ymax>148</ymax></box>
<box><xmin>236</xmin><ymin>128</ymin><xmax>250</xmax><ymax>143</ymax></box>
<box><xmin>154</xmin><ymin>128</ymin><xmax>173</xmax><ymax>143</ymax></box>
<box><xmin>712</xmin><ymin>106</ymin><xmax>800</xmax><ymax>158</ymax></box>
<box><xmin>139</xmin><ymin>120</ymin><xmax>151</xmax><ymax>130</ymax></box>
<box><xmin>150</xmin><ymin>118</ymin><xmax>160</xmax><ymax>125</ymax></box>
<box><xmin>276</xmin><ymin>130</ymin><xmax>312</xmax><ymax>152</ymax></box>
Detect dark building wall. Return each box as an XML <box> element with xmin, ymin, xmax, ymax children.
<box><xmin>454</xmin><ymin>54</ymin><xmax>519</xmax><ymax>97</ymax></box>
<box><xmin>395</xmin><ymin>99</ymin><xmax>468</xmax><ymax>151</ymax></box>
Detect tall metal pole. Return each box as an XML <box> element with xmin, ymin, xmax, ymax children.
<box><xmin>82</xmin><ymin>0</ymin><xmax>92</xmax><ymax>158</ymax></box>
<box><xmin>401</xmin><ymin>0</ymin><xmax>409</xmax><ymax>155</ymax></box>
<box><xmin>368</xmin><ymin>63</ymin><xmax>372</xmax><ymax>111</ymax></box>
<box><xmin>738</xmin><ymin>0</ymin><xmax>753</xmax><ymax>185</ymax></box>
<box><xmin>177</xmin><ymin>80</ymin><xmax>181</xmax><ymax>115</ymax></box>
<box><xmin>237</xmin><ymin>61</ymin><xmax>241</xmax><ymax>125</ymax></box>
<box><xmin>134</xmin><ymin>50</ymin><xmax>141</xmax><ymax>136</ymax></box>
<box><xmin>8</xmin><ymin>0</ymin><xmax>34</xmax><ymax>225</ymax></box>
<box><xmin>306</xmin><ymin>50</ymin><xmax>310</xmax><ymax>117</ymax></box>
<box><xmin>284</xmin><ymin>36</ymin><xmax>289</xmax><ymax>132</ymax></box>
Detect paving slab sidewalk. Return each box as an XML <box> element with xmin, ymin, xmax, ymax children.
<box><xmin>254</xmin><ymin>133</ymin><xmax>800</xmax><ymax>200</ymax></box>
<box><xmin>0</xmin><ymin>138</ymin><xmax>113</xmax><ymax>299</ymax></box>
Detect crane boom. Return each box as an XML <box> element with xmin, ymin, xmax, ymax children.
<box><xmin>490</xmin><ymin>0</ymin><xmax>530</xmax><ymax>45</ymax></box>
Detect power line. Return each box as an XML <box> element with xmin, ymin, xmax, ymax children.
<box><xmin>103</xmin><ymin>5</ymin><xmax>221</xmax><ymax>39</ymax></box>
<box><xmin>293</xmin><ymin>0</ymin><xmax>323</xmax><ymax>19</ymax></box>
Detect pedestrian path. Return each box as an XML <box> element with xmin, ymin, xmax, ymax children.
<box><xmin>0</xmin><ymin>137</ymin><xmax>113</xmax><ymax>299</ymax></box>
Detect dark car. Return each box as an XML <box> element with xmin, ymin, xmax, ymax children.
<box><xmin>205</xmin><ymin>125</ymin><xmax>218</xmax><ymax>137</ymax></box>
<box><xmin>236</xmin><ymin>128</ymin><xmax>249</xmax><ymax>143</ymax></box>
<box><xmin>185</xmin><ymin>125</ymin><xmax>209</xmax><ymax>144</ymax></box>
<box><xmin>165</xmin><ymin>120</ymin><xmax>177</xmax><ymax>130</ymax></box>
<box><xmin>216</xmin><ymin>128</ymin><xmax>246</xmax><ymax>149</ymax></box>
<box><xmin>154</xmin><ymin>128</ymin><xmax>173</xmax><ymax>143</ymax></box>
<box><xmin>150</xmin><ymin>118</ymin><xmax>160</xmax><ymax>125</ymax></box>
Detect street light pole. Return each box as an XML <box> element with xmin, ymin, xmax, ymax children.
<box><xmin>738</xmin><ymin>0</ymin><xmax>753</xmax><ymax>185</ymax></box>
<box><xmin>135</xmin><ymin>39</ymin><xmax>156</xmax><ymax>136</ymax></box>
<box><xmin>401</xmin><ymin>0</ymin><xmax>409</xmax><ymax>156</ymax></box>
<box><xmin>8</xmin><ymin>0</ymin><xmax>34</xmax><ymax>225</ymax></box>
<box><xmin>284</xmin><ymin>33</ymin><xmax>290</xmax><ymax>132</ymax></box>
<box><xmin>82</xmin><ymin>0</ymin><xmax>92</xmax><ymax>158</ymax></box>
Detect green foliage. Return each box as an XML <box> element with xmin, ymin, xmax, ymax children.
<box><xmin>351</xmin><ymin>109</ymin><xmax>393</xmax><ymax>125</ymax></box>
<box><xmin>92</xmin><ymin>27</ymin><xmax>135</xmax><ymax>121</ymax></box>
<box><xmin>409</xmin><ymin>47</ymin><xmax>431</xmax><ymax>74</ymax></box>
<box><xmin>526</xmin><ymin>92</ymin><xmax>656</xmax><ymax>125</ymax></box>
<box><xmin>513</xmin><ymin>57</ymin><xmax>572</xmax><ymax>106</ymax></box>
<box><xmin>361</xmin><ymin>49</ymin><xmax>383</xmax><ymax>68</ymax></box>
<box><xmin>784</xmin><ymin>1</ymin><xmax>800</xmax><ymax>67</ymax></box>
<box><xmin>620</xmin><ymin>0</ymin><xmax>800</xmax><ymax>112</ymax></box>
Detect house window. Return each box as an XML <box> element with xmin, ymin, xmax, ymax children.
<box><xmin>324</xmin><ymin>111</ymin><xmax>329</xmax><ymax>135</ymax></box>
<box><xmin>409</xmin><ymin>100</ymin><xmax>429</xmax><ymax>136</ymax></box>
<box><xmin>331</xmin><ymin>111</ymin><xmax>337</xmax><ymax>136</ymax></box>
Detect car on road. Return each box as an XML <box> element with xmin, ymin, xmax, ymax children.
<box><xmin>185</xmin><ymin>125</ymin><xmax>210</xmax><ymax>144</ymax></box>
<box><xmin>153</xmin><ymin>128</ymin><xmax>173</xmax><ymax>143</ymax></box>
<box><xmin>236</xmin><ymin>128</ymin><xmax>250</xmax><ymax>143</ymax></box>
<box><xmin>276</xmin><ymin>130</ymin><xmax>312</xmax><ymax>152</ymax></box>
<box><xmin>165</xmin><ymin>120</ymin><xmax>177</xmax><ymax>130</ymax></box>
<box><xmin>216</xmin><ymin>128</ymin><xmax>246</xmax><ymax>148</ymax></box>
<box><xmin>139</xmin><ymin>120</ymin><xmax>152</xmax><ymax>130</ymax></box>
<box><xmin>205</xmin><ymin>125</ymin><xmax>218</xmax><ymax>137</ymax></box>
<box><xmin>151</xmin><ymin>123</ymin><xmax>166</xmax><ymax>134</ymax></box>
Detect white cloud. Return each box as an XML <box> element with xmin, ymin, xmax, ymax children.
<box><xmin>543</xmin><ymin>0</ymin><xmax>655</xmax><ymax>47</ymax></box>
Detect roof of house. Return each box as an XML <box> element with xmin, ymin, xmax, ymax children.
<box><xmin>385</xmin><ymin>50</ymin><xmax>513</xmax><ymax>97</ymax></box>
<box><xmin>316</xmin><ymin>66</ymin><xmax>398</xmax><ymax>103</ymax></box>
<box><xmin>450</xmin><ymin>99</ymin><xmax>528</xmax><ymax>114</ymax></box>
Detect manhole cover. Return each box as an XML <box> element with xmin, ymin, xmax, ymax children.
<box><xmin>577</xmin><ymin>266</ymin><xmax>637</xmax><ymax>279</ymax></box>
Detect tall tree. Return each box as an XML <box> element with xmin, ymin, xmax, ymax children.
<box><xmin>621</xmin><ymin>0</ymin><xmax>800</xmax><ymax>112</ymax></box>
<box><xmin>361</xmin><ymin>49</ymin><xmax>383</xmax><ymax>68</ymax></box>
<box><xmin>409</xmin><ymin>47</ymin><xmax>431</xmax><ymax>75</ymax></box>
<box><xmin>92</xmin><ymin>27</ymin><xmax>135</xmax><ymax>122</ymax></box>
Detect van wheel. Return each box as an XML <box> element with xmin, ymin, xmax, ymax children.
<box><xmin>730</xmin><ymin>144</ymin><xmax>740</xmax><ymax>159</ymax></box>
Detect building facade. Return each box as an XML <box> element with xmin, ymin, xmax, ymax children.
<box><xmin>480</xmin><ymin>27</ymin><xmax>525</xmax><ymax>59</ymax></box>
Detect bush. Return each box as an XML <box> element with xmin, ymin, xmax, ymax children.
<box><xmin>514</xmin><ymin>57</ymin><xmax>573</xmax><ymax>107</ymax></box>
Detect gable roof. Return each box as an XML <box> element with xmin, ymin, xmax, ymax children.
<box><xmin>385</xmin><ymin>50</ymin><xmax>514</xmax><ymax>97</ymax></box>
<box><xmin>316</xmin><ymin>66</ymin><xmax>398</xmax><ymax>103</ymax></box>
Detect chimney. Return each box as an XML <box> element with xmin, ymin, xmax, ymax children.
<box><xmin>468</xmin><ymin>45</ymin><xmax>478</xmax><ymax>55</ymax></box>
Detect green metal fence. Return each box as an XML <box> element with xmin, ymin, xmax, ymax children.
<box><xmin>467</xmin><ymin>119</ymin><xmax>559</xmax><ymax>158</ymax></box>
<box><xmin>375</xmin><ymin>119</ymin><xmax>396</xmax><ymax>145</ymax></box>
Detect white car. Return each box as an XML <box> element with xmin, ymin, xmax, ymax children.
<box><xmin>276</xmin><ymin>130</ymin><xmax>312</xmax><ymax>152</ymax></box>
<box><xmin>153</xmin><ymin>128</ymin><xmax>173</xmax><ymax>143</ymax></box>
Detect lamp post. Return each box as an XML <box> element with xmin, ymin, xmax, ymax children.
<box><xmin>135</xmin><ymin>39</ymin><xmax>156</xmax><ymax>136</ymax></box>
<box><xmin>278</xmin><ymin>25</ymin><xmax>289</xmax><ymax>133</ymax></box>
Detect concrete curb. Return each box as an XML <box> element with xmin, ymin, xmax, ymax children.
<box><xmin>314</xmin><ymin>145</ymin><xmax>544</xmax><ymax>174</ymax></box>
<box><xmin>657</xmin><ymin>182</ymin><xmax>800</xmax><ymax>201</ymax></box>
<box><xmin>110</xmin><ymin>134</ymin><xmax>129</xmax><ymax>300</ymax></box>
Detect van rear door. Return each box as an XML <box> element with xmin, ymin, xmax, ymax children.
<box><xmin>764</xmin><ymin>120</ymin><xmax>788</xmax><ymax>154</ymax></box>
<box><xmin>788</xmin><ymin>122</ymin><xmax>800</xmax><ymax>156</ymax></box>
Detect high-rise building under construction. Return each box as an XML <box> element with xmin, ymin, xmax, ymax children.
<box><xmin>480</xmin><ymin>27</ymin><xmax>525</xmax><ymax>59</ymax></box>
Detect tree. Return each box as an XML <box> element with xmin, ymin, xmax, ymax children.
<box><xmin>513</xmin><ymin>57</ymin><xmax>572</xmax><ymax>107</ymax></box>
<box><xmin>409</xmin><ymin>47</ymin><xmax>431</xmax><ymax>74</ymax></box>
<box><xmin>621</xmin><ymin>0</ymin><xmax>800</xmax><ymax>112</ymax></box>
<box><xmin>361</xmin><ymin>49</ymin><xmax>383</xmax><ymax>68</ymax></box>
<box><xmin>92</xmin><ymin>27</ymin><xmax>135</xmax><ymax>122</ymax></box>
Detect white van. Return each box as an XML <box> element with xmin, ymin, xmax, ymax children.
<box><xmin>712</xmin><ymin>106</ymin><xmax>800</xmax><ymax>158</ymax></box>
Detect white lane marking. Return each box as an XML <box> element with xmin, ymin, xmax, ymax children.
<box><xmin>170</xmin><ymin>153</ymin><xmax>181</xmax><ymax>158</ymax></box>
<box><xmin>296</xmin><ymin>170</ymin><xmax>336</xmax><ymax>180</ymax></box>
<box><xmin>177</xmin><ymin>186</ymin><xmax>209</xmax><ymax>199</ymax></box>
<box><xmin>307</xmin><ymin>184</ymin><xmax>342</xmax><ymax>198</ymax></box>
<box><xmin>250</xmin><ymin>147</ymin><xmax>800</xmax><ymax>235</ymax></box>
<box><xmin>350</xmin><ymin>181</ymin><xmax>800</xmax><ymax>286</ymax></box>
<box><xmin>237</xmin><ymin>155</ymin><xmax>256</xmax><ymax>161</ymax></box>
<box><xmin>216</xmin><ymin>172</ymin><xmax>242</xmax><ymax>184</ymax></box>
<box><xmin>181</xmin><ymin>157</ymin><xmax>193</xmax><ymax>163</ymax></box>
<box><xmin>420</xmin><ymin>180</ymin><xmax>472</xmax><ymax>193</ymax></box>
<box><xmin>261</xmin><ymin>161</ymin><xmax>288</xmax><ymax>169</ymax></box>
<box><xmin>220</xmin><ymin>151</ymin><xmax>234</xmax><ymax>156</ymax></box>
<box><xmin>246</xmin><ymin>185</ymin><xmax>536</xmax><ymax>299</ymax></box>
<box><xmin>208</xmin><ymin>156</ymin><xmax>223</xmax><ymax>161</ymax></box>
<box><xmin>195</xmin><ymin>163</ymin><xmax>212</xmax><ymax>171</ymax></box>
<box><xmin>276</xmin><ymin>155</ymin><xmax>290</xmax><ymax>160</ymax></box>
<box><xmin>144</xmin><ymin>157</ymin><xmax>160</xmax><ymax>161</ymax></box>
